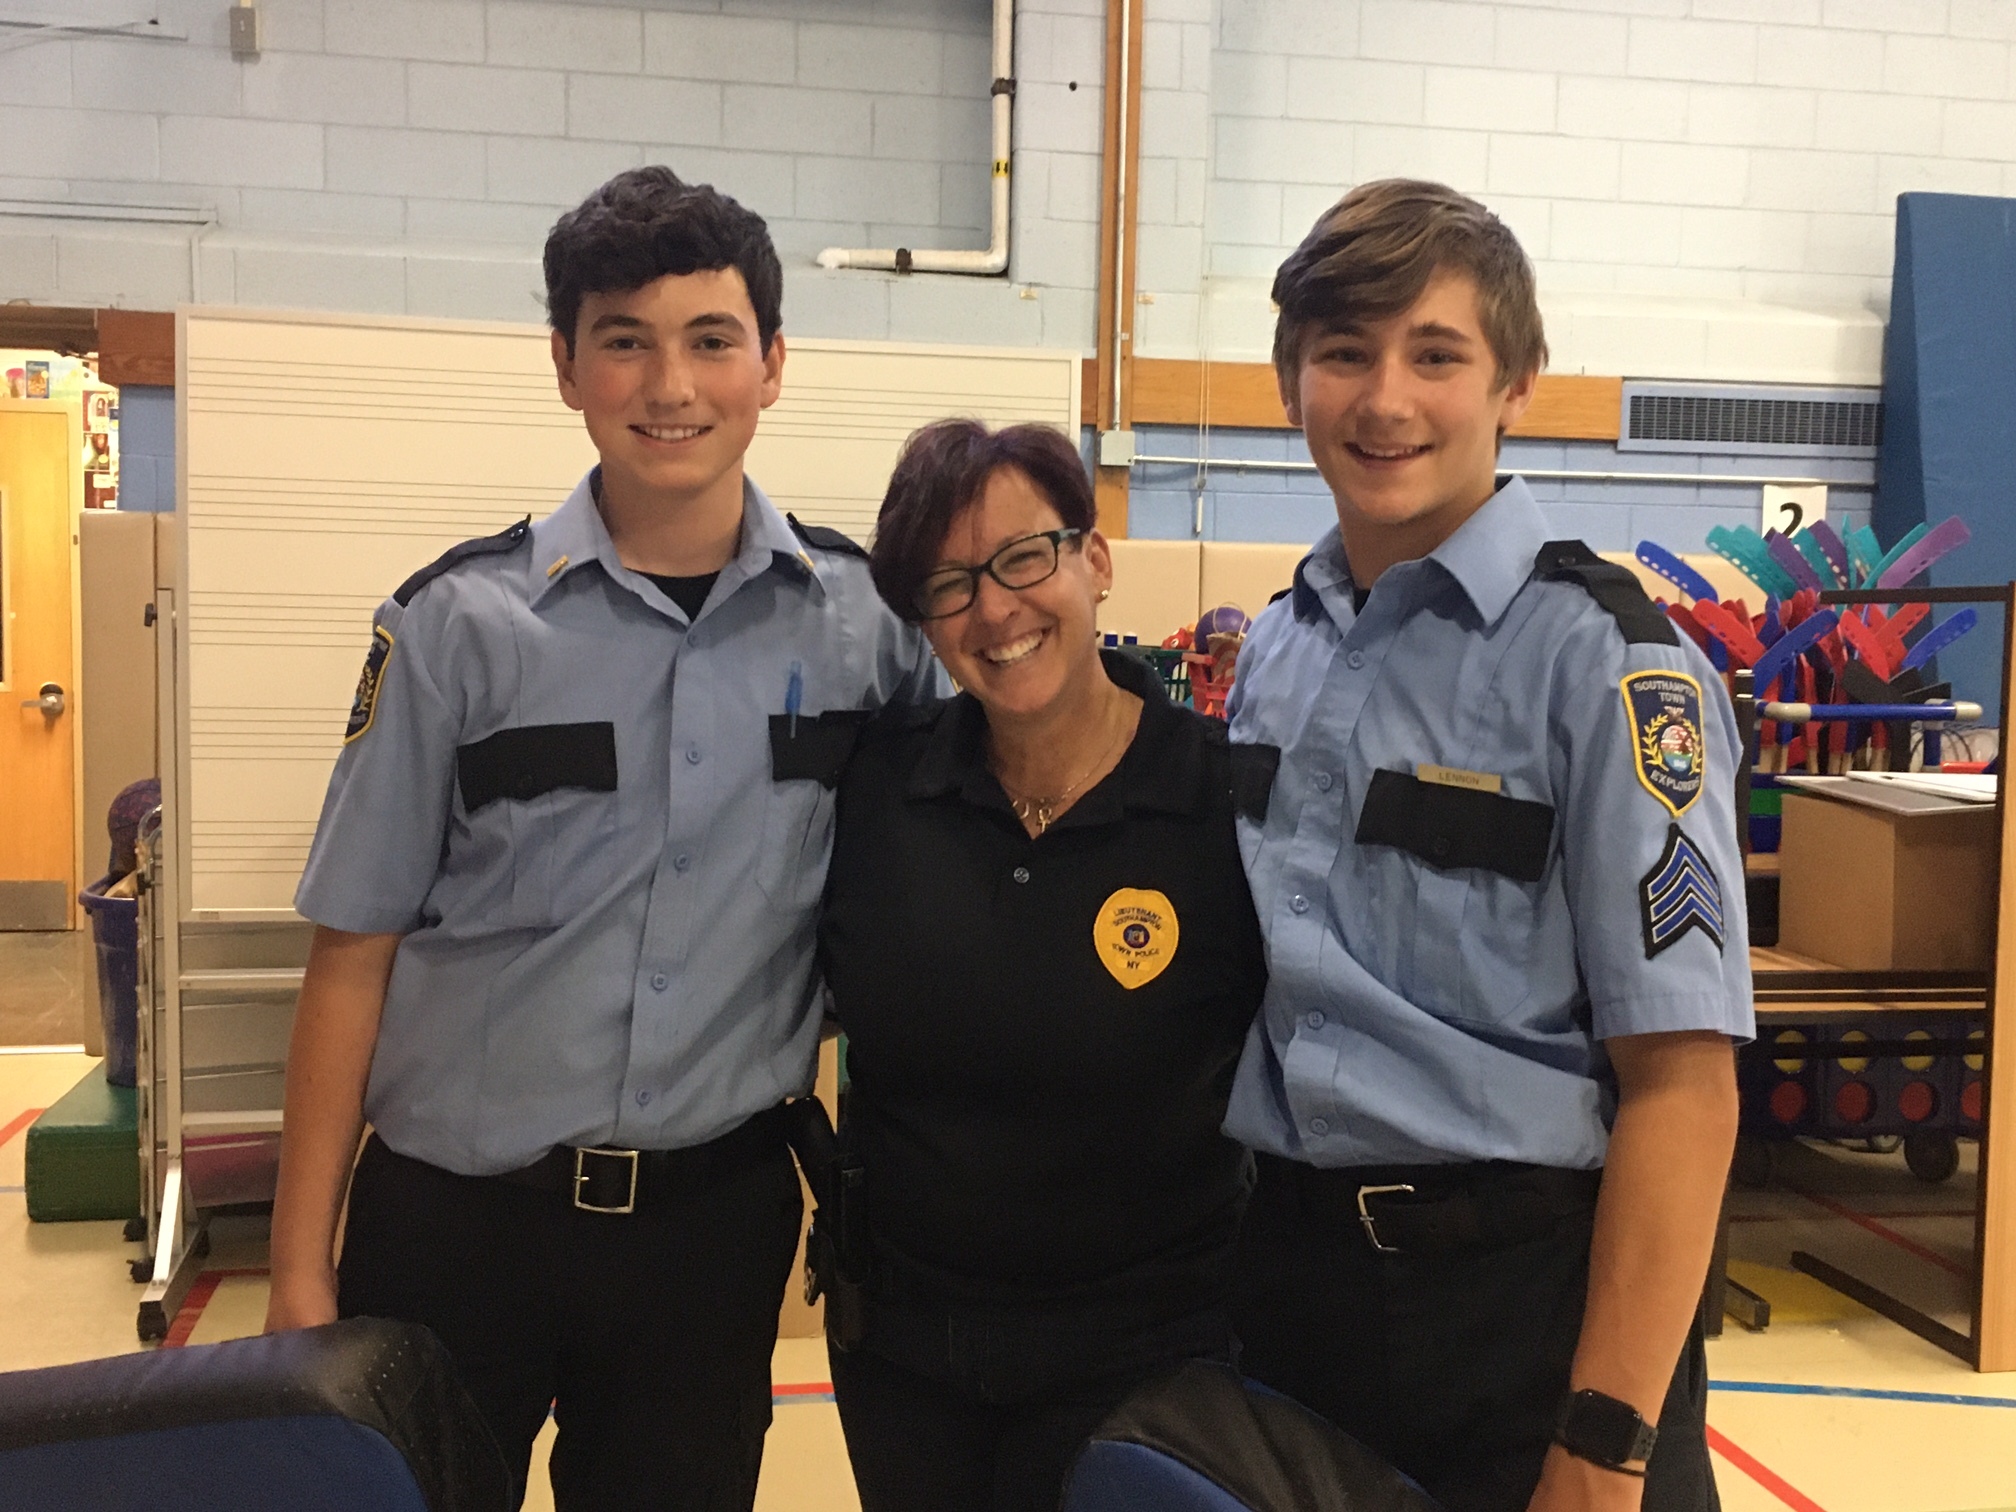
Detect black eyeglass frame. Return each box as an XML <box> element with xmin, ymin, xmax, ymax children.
<box><xmin>913</xmin><ymin>528</ymin><xmax>1085</xmax><ymax>620</ymax></box>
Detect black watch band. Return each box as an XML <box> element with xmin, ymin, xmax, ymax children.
<box><xmin>1554</xmin><ymin>1389</ymin><xmax>1657</xmax><ymax>1475</ymax></box>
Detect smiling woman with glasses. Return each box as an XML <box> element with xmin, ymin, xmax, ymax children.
<box><xmin>811</xmin><ymin>418</ymin><xmax>1269</xmax><ymax>1512</ymax></box>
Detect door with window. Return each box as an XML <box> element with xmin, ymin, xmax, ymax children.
<box><xmin>0</xmin><ymin>401</ymin><xmax>80</xmax><ymax>929</ymax></box>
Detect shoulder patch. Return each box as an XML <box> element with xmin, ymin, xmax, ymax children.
<box><xmin>1639</xmin><ymin>823</ymin><xmax>1724</xmax><ymax>959</ymax></box>
<box><xmin>788</xmin><ymin>514</ymin><xmax>869</xmax><ymax>561</ymax></box>
<box><xmin>1623</xmin><ymin>670</ymin><xmax>1706</xmax><ymax>818</ymax></box>
<box><xmin>393</xmin><ymin>517</ymin><xmax>533</xmax><ymax>607</ymax></box>
<box><xmin>1534</xmin><ymin>539</ymin><xmax>1679</xmax><ymax>646</ymax></box>
<box><xmin>344</xmin><ymin>626</ymin><xmax>394</xmax><ymax>743</ymax></box>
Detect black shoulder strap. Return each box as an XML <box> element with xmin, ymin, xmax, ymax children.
<box><xmin>1533</xmin><ymin>539</ymin><xmax>1677</xmax><ymax>646</ymax></box>
<box><xmin>393</xmin><ymin>517</ymin><xmax>533</xmax><ymax>606</ymax></box>
<box><xmin>789</xmin><ymin>514</ymin><xmax>869</xmax><ymax>561</ymax></box>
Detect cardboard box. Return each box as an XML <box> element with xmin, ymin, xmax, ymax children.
<box><xmin>1778</xmin><ymin>788</ymin><xmax>1997</xmax><ymax>972</ymax></box>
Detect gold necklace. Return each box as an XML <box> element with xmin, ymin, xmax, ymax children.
<box><xmin>996</xmin><ymin>699</ymin><xmax>1134</xmax><ymax>836</ymax></box>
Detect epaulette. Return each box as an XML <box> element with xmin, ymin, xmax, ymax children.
<box><xmin>1533</xmin><ymin>539</ymin><xmax>1678</xmax><ymax>647</ymax></box>
<box><xmin>1268</xmin><ymin>587</ymin><xmax>1292</xmax><ymax>605</ymax></box>
<box><xmin>788</xmin><ymin>514</ymin><xmax>870</xmax><ymax>561</ymax></box>
<box><xmin>393</xmin><ymin>517</ymin><xmax>533</xmax><ymax>606</ymax></box>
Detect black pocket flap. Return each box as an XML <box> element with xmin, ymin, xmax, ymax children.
<box><xmin>1354</xmin><ymin>768</ymin><xmax>1555</xmax><ymax>883</ymax></box>
<box><xmin>1229</xmin><ymin>742</ymin><xmax>1281</xmax><ymax>823</ymax></box>
<box><xmin>458</xmin><ymin>722</ymin><xmax>618</xmax><ymax>813</ymax></box>
<box><xmin>770</xmin><ymin>710</ymin><xmax>871</xmax><ymax>788</ymax></box>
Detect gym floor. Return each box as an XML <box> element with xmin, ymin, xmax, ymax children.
<box><xmin>5</xmin><ymin>957</ymin><xmax>2014</xmax><ymax>1511</ymax></box>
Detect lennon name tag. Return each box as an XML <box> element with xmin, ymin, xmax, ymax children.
<box><xmin>1415</xmin><ymin>763</ymin><xmax>1503</xmax><ymax>795</ymax></box>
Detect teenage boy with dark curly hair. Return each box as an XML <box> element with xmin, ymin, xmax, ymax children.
<box><xmin>266</xmin><ymin>166</ymin><xmax>942</xmax><ymax>1510</ymax></box>
<box><xmin>1226</xmin><ymin>179</ymin><xmax>1751</xmax><ymax>1512</ymax></box>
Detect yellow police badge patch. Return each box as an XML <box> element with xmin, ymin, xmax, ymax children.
<box><xmin>1622</xmin><ymin>670</ymin><xmax>1705</xmax><ymax>818</ymax></box>
<box><xmin>1095</xmin><ymin>888</ymin><xmax>1179</xmax><ymax>990</ymax></box>
<box><xmin>344</xmin><ymin>626</ymin><xmax>393</xmax><ymax>744</ymax></box>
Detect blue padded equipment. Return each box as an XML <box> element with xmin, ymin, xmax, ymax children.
<box><xmin>1875</xmin><ymin>191</ymin><xmax>2016</xmax><ymax>720</ymax></box>
<box><xmin>0</xmin><ymin>1317</ymin><xmax>509</xmax><ymax>1512</ymax></box>
<box><xmin>1062</xmin><ymin>1360</ymin><xmax>1441</xmax><ymax>1512</ymax></box>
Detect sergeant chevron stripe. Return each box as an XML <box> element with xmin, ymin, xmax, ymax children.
<box><xmin>1639</xmin><ymin>825</ymin><xmax>1724</xmax><ymax>959</ymax></box>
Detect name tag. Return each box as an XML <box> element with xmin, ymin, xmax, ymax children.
<box><xmin>1415</xmin><ymin>763</ymin><xmax>1502</xmax><ymax>795</ymax></box>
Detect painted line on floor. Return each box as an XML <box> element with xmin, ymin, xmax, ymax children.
<box><xmin>1790</xmin><ymin>1186</ymin><xmax>1971</xmax><ymax>1279</ymax></box>
<box><xmin>1705</xmin><ymin>1424</ymin><xmax>1828</xmax><ymax>1512</ymax></box>
<box><xmin>0</xmin><ymin>1044</ymin><xmax>86</xmax><ymax>1055</ymax></box>
<box><xmin>1729</xmin><ymin>1210</ymin><xmax>1973</xmax><ymax>1224</ymax></box>
<box><xmin>0</xmin><ymin>1185</ymin><xmax>22</xmax><ymax>1194</ymax></box>
<box><xmin>0</xmin><ymin>1108</ymin><xmax>46</xmax><ymax>1149</ymax></box>
<box><xmin>774</xmin><ymin>1381</ymin><xmax>837</xmax><ymax>1405</ymax></box>
<box><xmin>161</xmin><ymin>1267</ymin><xmax>271</xmax><ymax>1349</ymax></box>
<box><xmin>1714</xmin><ymin>1379</ymin><xmax>2016</xmax><ymax>1409</ymax></box>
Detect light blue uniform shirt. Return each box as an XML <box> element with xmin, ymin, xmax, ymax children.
<box><xmin>296</xmin><ymin>470</ymin><xmax>944</xmax><ymax>1175</ymax></box>
<box><xmin>1224</xmin><ymin>476</ymin><xmax>1754</xmax><ymax>1171</ymax></box>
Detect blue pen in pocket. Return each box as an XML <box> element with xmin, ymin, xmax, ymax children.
<box><xmin>786</xmin><ymin>660</ymin><xmax>803</xmax><ymax>737</ymax></box>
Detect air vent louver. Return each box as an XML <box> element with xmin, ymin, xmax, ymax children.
<box><xmin>1619</xmin><ymin>382</ymin><xmax>1881</xmax><ymax>458</ymax></box>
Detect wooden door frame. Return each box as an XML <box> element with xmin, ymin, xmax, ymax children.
<box><xmin>0</xmin><ymin>397</ymin><xmax>87</xmax><ymax>926</ymax></box>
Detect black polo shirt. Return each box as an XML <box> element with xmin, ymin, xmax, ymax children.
<box><xmin>819</xmin><ymin>650</ymin><xmax>1267</xmax><ymax>1324</ymax></box>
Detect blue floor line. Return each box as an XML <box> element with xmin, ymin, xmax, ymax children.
<box><xmin>774</xmin><ymin>1392</ymin><xmax>837</xmax><ymax>1405</ymax></box>
<box><xmin>1713</xmin><ymin>1378</ymin><xmax>2016</xmax><ymax>1409</ymax></box>
<box><xmin>0</xmin><ymin>1185</ymin><xmax>23</xmax><ymax>1194</ymax></box>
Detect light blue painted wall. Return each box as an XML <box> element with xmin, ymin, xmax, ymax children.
<box><xmin>114</xmin><ymin>386</ymin><xmax>176</xmax><ymax>512</ymax></box>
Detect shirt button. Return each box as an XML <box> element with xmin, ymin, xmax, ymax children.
<box><xmin>1346</xmin><ymin>650</ymin><xmax>1365</xmax><ymax>670</ymax></box>
<box><xmin>686</xmin><ymin>747</ymin><xmax>702</xmax><ymax>765</ymax></box>
<box><xmin>1290</xmin><ymin>894</ymin><xmax>1310</xmax><ymax>914</ymax></box>
<box><xmin>1305</xmin><ymin>1010</ymin><xmax>1325</xmax><ymax>1030</ymax></box>
<box><xmin>673</xmin><ymin>854</ymin><xmax>691</xmax><ymax>873</ymax></box>
<box><xmin>636</xmin><ymin>1089</ymin><xmax>652</xmax><ymax>1106</ymax></box>
<box><xmin>1012</xmin><ymin>866</ymin><xmax>1031</xmax><ymax>884</ymax></box>
<box><xmin>688</xmin><ymin>630</ymin><xmax>704</xmax><ymax>647</ymax></box>
<box><xmin>1314</xmin><ymin>771</ymin><xmax>1333</xmax><ymax>792</ymax></box>
<box><xmin>1309</xmin><ymin>1117</ymin><xmax>1329</xmax><ymax>1136</ymax></box>
<box><xmin>650</xmin><ymin>972</ymin><xmax>668</xmax><ymax>991</ymax></box>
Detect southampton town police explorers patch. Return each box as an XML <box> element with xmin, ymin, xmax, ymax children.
<box><xmin>345</xmin><ymin>626</ymin><xmax>394</xmax><ymax>744</ymax></box>
<box><xmin>1622</xmin><ymin>670</ymin><xmax>1705</xmax><ymax>818</ymax></box>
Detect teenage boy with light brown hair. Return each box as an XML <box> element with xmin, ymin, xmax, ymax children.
<box><xmin>1224</xmin><ymin>179</ymin><xmax>1751</xmax><ymax>1512</ymax></box>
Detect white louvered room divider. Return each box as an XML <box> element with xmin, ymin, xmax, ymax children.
<box><xmin>173</xmin><ymin>307</ymin><xmax>1080</xmax><ymax>917</ymax></box>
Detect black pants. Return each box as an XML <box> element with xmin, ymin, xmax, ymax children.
<box><xmin>831</xmin><ymin>1298</ymin><xmax>1234</xmax><ymax>1512</ymax></box>
<box><xmin>337</xmin><ymin>1128</ymin><xmax>803</xmax><ymax>1512</ymax></box>
<box><xmin>1231</xmin><ymin>1155</ymin><xmax>1718</xmax><ymax>1512</ymax></box>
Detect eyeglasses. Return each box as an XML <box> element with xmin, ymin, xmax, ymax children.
<box><xmin>914</xmin><ymin>529</ymin><xmax>1083</xmax><ymax>620</ymax></box>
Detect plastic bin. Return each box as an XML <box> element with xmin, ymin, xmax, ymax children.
<box><xmin>77</xmin><ymin>874</ymin><xmax>138</xmax><ymax>1088</ymax></box>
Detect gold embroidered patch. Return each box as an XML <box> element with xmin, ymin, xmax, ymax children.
<box><xmin>1094</xmin><ymin>888</ymin><xmax>1180</xmax><ymax>990</ymax></box>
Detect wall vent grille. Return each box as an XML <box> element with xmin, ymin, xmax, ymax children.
<box><xmin>1619</xmin><ymin>382</ymin><xmax>1881</xmax><ymax>458</ymax></box>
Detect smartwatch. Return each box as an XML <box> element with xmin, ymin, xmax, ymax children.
<box><xmin>1554</xmin><ymin>1389</ymin><xmax>1657</xmax><ymax>1475</ymax></box>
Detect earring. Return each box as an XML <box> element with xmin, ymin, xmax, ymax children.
<box><xmin>1097</xmin><ymin>588</ymin><xmax>1110</xmax><ymax>601</ymax></box>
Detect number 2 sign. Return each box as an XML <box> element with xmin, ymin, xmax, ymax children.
<box><xmin>1763</xmin><ymin>483</ymin><xmax>1828</xmax><ymax>536</ymax></box>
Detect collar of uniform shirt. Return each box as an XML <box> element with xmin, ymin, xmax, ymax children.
<box><xmin>1292</xmin><ymin>473</ymin><xmax>1546</xmax><ymax>633</ymax></box>
<box><xmin>904</xmin><ymin>648</ymin><xmax>1207</xmax><ymax>826</ymax></box>
<box><xmin>528</xmin><ymin>466</ymin><xmax>829</xmax><ymax>611</ymax></box>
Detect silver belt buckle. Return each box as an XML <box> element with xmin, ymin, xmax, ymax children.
<box><xmin>573</xmin><ymin>1146</ymin><xmax>639</xmax><ymax>1214</ymax></box>
<box><xmin>1355</xmin><ymin>1183</ymin><xmax>1416</xmax><ymax>1254</ymax></box>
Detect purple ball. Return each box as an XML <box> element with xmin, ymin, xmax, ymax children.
<box><xmin>1196</xmin><ymin>604</ymin><xmax>1250</xmax><ymax>642</ymax></box>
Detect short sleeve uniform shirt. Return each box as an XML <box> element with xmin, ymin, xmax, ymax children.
<box><xmin>1224</xmin><ymin>477</ymin><xmax>1755</xmax><ymax>1172</ymax></box>
<box><xmin>819</xmin><ymin>651</ymin><xmax>1268</xmax><ymax>1322</ymax></box>
<box><xmin>296</xmin><ymin>469</ymin><xmax>945</xmax><ymax>1175</ymax></box>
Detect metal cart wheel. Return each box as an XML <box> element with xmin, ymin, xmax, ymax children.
<box><xmin>1903</xmin><ymin>1131</ymin><xmax>1960</xmax><ymax>1184</ymax></box>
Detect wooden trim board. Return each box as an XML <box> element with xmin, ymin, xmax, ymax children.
<box><xmin>1078</xmin><ymin>358</ymin><xmax>1622</xmax><ymax>442</ymax></box>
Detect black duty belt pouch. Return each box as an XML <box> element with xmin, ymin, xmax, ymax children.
<box><xmin>457</xmin><ymin>721</ymin><xmax>617</xmax><ymax>813</ymax></box>
<box><xmin>783</xmin><ymin>1096</ymin><xmax>868</xmax><ymax>1349</ymax></box>
<box><xmin>1229</xmin><ymin>742</ymin><xmax>1281</xmax><ymax>823</ymax></box>
<box><xmin>1064</xmin><ymin>1359</ymin><xmax>1440</xmax><ymax>1512</ymax></box>
<box><xmin>1354</xmin><ymin>768</ymin><xmax>1555</xmax><ymax>884</ymax></box>
<box><xmin>769</xmin><ymin>710</ymin><xmax>871</xmax><ymax>788</ymax></box>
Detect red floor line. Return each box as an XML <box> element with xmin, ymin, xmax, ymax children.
<box><xmin>773</xmin><ymin>1382</ymin><xmax>835</xmax><ymax>1396</ymax></box>
<box><xmin>1790</xmin><ymin>1187</ymin><xmax>1971</xmax><ymax>1278</ymax></box>
<box><xmin>1706</xmin><ymin>1425</ymin><xmax>1829</xmax><ymax>1512</ymax></box>
<box><xmin>0</xmin><ymin>1108</ymin><xmax>46</xmax><ymax>1149</ymax></box>
<box><xmin>160</xmin><ymin>1267</ymin><xmax>271</xmax><ymax>1350</ymax></box>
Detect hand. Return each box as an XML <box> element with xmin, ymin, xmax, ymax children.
<box><xmin>263</xmin><ymin>1266</ymin><xmax>338</xmax><ymax>1334</ymax></box>
<box><xmin>1526</xmin><ymin>1444</ymin><xmax>1646</xmax><ymax>1512</ymax></box>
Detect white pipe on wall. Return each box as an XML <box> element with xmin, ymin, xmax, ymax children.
<box><xmin>817</xmin><ymin>0</ymin><xmax>1013</xmax><ymax>276</ymax></box>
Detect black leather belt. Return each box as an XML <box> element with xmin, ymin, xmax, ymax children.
<box><xmin>1277</xmin><ymin>1156</ymin><xmax>1600</xmax><ymax>1256</ymax></box>
<box><xmin>494</xmin><ymin>1104</ymin><xmax>789</xmax><ymax>1214</ymax></box>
